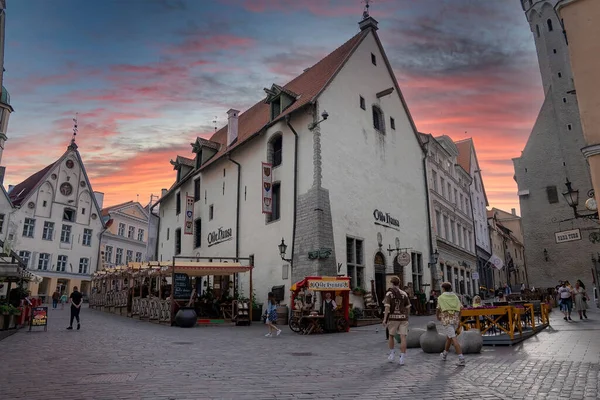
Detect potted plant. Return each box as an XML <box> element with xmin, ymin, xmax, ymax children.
<box><xmin>8</xmin><ymin>305</ymin><xmax>21</xmax><ymax>329</ymax></box>
<box><xmin>0</xmin><ymin>304</ymin><xmax>10</xmax><ymax>331</ymax></box>
<box><xmin>352</xmin><ymin>287</ymin><xmax>366</xmax><ymax>296</ymax></box>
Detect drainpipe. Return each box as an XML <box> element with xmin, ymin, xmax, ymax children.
<box><xmin>285</xmin><ymin>115</ymin><xmax>299</xmax><ymax>273</ymax></box>
<box><xmin>227</xmin><ymin>153</ymin><xmax>242</xmax><ymax>293</ymax></box>
<box><xmin>421</xmin><ymin>137</ymin><xmax>437</xmax><ymax>291</ymax></box>
<box><xmin>154</xmin><ymin>213</ymin><xmax>161</xmax><ymax>262</ymax></box>
<box><xmin>467</xmin><ymin>180</ymin><xmax>480</xmax><ymax>297</ymax></box>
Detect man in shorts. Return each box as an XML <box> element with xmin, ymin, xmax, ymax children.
<box><xmin>437</xmin><ymin>282</ymin><xmax>465</xmax><ymax>366</ymax></box>
<box><xmin>382</xmin><ymin>276</ymin><xmax>411</xmax><ymax>365</ymax></box>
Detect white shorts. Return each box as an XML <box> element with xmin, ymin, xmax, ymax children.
<box><xmin>443</xmin><ymin>324</ymin><xmax>457</xmax><ymax>338</ymax></box>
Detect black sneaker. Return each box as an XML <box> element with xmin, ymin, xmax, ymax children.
<box><xmin>568</xmin><ymin>317</ymin><xmax>573</xmax><ymax>321</ymax></box>
<box><xmin>77</xmin><ymin>324</ymin><xmax>80</xmax><ymax>330</ymax></box>
<box><xmin>564</xmin><ymin>317</ymin><xmax>568</xmax><ymax>321</ymax></box>
<box><xmin>67</xmin><ymin>326</ymin><xmax>73</xmax><ymax>330</ymax></box>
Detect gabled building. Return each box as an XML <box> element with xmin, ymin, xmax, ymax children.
<box><xmin>455</xmin><ymin>138</ymin><xmax>493</xmax><ymax>292</ymax></box>
<box><xmin>100</xmin><ymin>201</ymin><xmax>151</xmax><ymax>268</ymax></box>
<box><xmin>6</xmin><ymin>140</ymin><xmax>105</xmax><ymax>300</ymax></box>
<box><xmin>487</xmin><ymin>209</ymin><xmax>527</xmax><ymax>290</ymax></box>
<box><xmin>154</xmin><ymin>15</ymin><xmax>433</xmax><ymax>307</ymax></box>
<box><xmin>422</xmin><ymin>134</ymin><xmax>478</xmax><ymax>296</ymax></box>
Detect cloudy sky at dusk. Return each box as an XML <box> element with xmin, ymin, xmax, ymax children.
<box><xmin>2</xmin><ymin>0</ymin><xmax>542</xmax><ymax>212</ymax></box>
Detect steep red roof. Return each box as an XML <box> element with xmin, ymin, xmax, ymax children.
<box><xmin>455</xmin><ymin>139</ymin><xmax>472</xmax><ymax>173</ymax></box>
<box><xmin>9</xmin><ymin>162</ymin><xmax>56</xmax><ymax>206</ymax></box>
<box><xmin>200</xmin><ymin>28</ymin><xmax>369</xmax><ymax>169</ymax></box>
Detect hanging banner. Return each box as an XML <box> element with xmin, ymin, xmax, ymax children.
<box><xmin>184</xmin><ymin>195</ymin><xmax>194</xmax><ymax>235</ymax></box>
<box><xmin>262</xmin><ymin>162</ymin><xmax>273</xmax><ymax>214</ymax></box>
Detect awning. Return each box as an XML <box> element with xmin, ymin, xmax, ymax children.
<box><xmin>167</xmin><ymin>262</ymin><xmax>253</xmax><ymax>277</ymax></box>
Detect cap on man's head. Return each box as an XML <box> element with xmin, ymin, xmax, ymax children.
<box><xmin>390</xmin><ymin>276</ymin><xmax>400</xmax><ymax>286</ymax></box>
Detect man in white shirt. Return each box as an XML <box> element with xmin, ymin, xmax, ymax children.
<box><xmin>558</xmin><ymin>282</ymin><xmax>573</xmax><ymax>321</ymax></box>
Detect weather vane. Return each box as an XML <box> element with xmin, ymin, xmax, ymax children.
<box><xmin>362</xmin><ymin>0</ymin><xmax>371</xmax><ymax>19</ymax></box>
<box><xmin>71</xmin><ymin>113</ymin><xmax>78</xmax><ymax>144</ymax></box>
<box><xmin>213</xmin><ymin>115</ymin><xmax>218</xmax><ymax>132</ymax></box>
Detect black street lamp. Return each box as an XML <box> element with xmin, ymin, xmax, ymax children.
<box><xmin>278</xmin><ymin>238</ymin><xmax>292</xmax><ymax>264</ymax></box>
<box><xmin>562</xmin><ymin>179</ymin><xmax>598</xmax><ymax>220</ymax></box>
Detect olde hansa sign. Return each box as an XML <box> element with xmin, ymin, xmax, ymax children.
<box><xmin>555</xmin><ymin>228</ymin><xmax>582</xmax><ymax>244</ymax></box>
<box><xmin>307</xmin><ymin>279</ymin><xmax>350</xmax><ymax>291</ymax></box>
<box><xmin>373</xmin><ymin>209</ymin><xmax>400</xmax><ymax>230</ymax></box>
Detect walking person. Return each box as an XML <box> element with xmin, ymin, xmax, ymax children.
<box><xmin>573</xmin><ymin>280</ymin><xmax>589</xmax><ymax>320</ymax></box>
<box><xmin>263</xmin><ymin>292</ymin><xmax>281</xmax><ymax>337</ymax></box>
<box><xmin>558</xmin><ymin>281</ymin><xmax>573</xmax><ymax>321</ymax></box>
<box><xmin>437</xmin><ymin>282</ymin><xmax>466</xmax><ymax>366</ymax></box>
<box><xmin>60</xmin><ymin>292</ymin><xmax>68</xmax><ymax>310</ymax></box>
<box><xmin>67</xmin><ymin>286</ymin><xmax>83</xmax><ymax>330</ymax></box>
<box><xmin>382</xmin><ymin>276</ymin><xmax>411</xmax><ymax>365</ymax></box>
<box><xmin>51</xmin><ymin>289</ymin><xmax>60</xmax><ymax>309</ymax></box>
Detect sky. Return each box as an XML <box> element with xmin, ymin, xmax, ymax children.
<box><xmin>1</xmin><ymin>0</ymin><xmax>543</xmax><ymax>213</ymax></box>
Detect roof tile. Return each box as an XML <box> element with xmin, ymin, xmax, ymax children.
<box><xmin>8</xmin><ymin>162</ymin><xmax>56</xmax><ymax>206</ymax></box>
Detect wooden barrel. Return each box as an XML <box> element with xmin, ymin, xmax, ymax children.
<box><xmin>276</xmin><ymin>305</ymin><xmax>289</xmax><ymax>325</ymax></box>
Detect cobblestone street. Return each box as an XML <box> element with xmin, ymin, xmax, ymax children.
<box><xmin>1</xmin><ymin>306</ymin><xmax>600</xmax><ymax>400</ymax></box>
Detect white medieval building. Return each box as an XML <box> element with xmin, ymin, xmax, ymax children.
<box><xmin>456</xmin><ymin>139</ymin><xmax>493</xmax><ymax>292</ymax></box>
<box><xmin>422</xmin><ymin>134</ymin><xmax>478</xmax><ymax>297</ymax></box>
<box><xmin>154</xmin><ymin>15</ymin><xmax>433</xmax><ymax>308</ymax></box>
<box><xmin>100</xmin><ymin>201</ymin><xmax>151</xmax><ymax>269</ymax></box>
<box><xmin>5</xmin><ymin>140</ymin><xmax>105</xmax><ymax>300</ymax></box>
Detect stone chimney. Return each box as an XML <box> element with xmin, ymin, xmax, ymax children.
<box><xmin>94</xmin><ymin>192</ymin><xmax>104</xmax><ymax>210</ymax></box>
<box><xmin>227</xmin><ymin>109</ymin><xmax>240</xmax><ymax>147</ymax></box>
<box><xmin>511</xmin><ymin>208</ymin><xmax>516</xmax><ymax>216</ymax></box>
<box><xmin>161</xmin><ymin>188</ymin><xmax>168</xmax><ymax>197</ymax></box>
<box><xmin>7</xmin><ymin>184</ymin><xmax>13</xmax><ymax>193</ymax></box>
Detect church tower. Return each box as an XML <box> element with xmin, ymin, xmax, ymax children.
<box><xmin>0</xmin><ymin>0</ymin><xmax>14</xmax><ymax>179</ymax></box>
<box><xmin>513</xmin><ymin>0</ymin><xmax>594</xmax><ymax>288</ymax></box>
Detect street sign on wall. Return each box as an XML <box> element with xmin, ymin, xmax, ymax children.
<box><xmin>555</xmin><ymin>229</ymin><xmax>582</xmax><ymax>244</ymax></box>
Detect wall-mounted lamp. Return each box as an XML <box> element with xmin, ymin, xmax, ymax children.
<box><xmin>543</xmin><ymin>248</ymin><xmax>549</xmax><ymax>262</ymax></box>
<box><xmin>430</xmin><ymin>249</ymin><xmax>439</xmax><ymax>265</ymax></box>
<box><xmin>278</xmin><ymin>238</ymin><xmax>292</xmax><ymax>264</ymax></box>
<box><xmin>562</xmin><ymin>178</ymin><xmax>598</xmax><ymax>220</ymax></box>
<box><xmin>308</xmin><ymin>110</ymin><xmax>329</xmax><ymax>131</ymax></box>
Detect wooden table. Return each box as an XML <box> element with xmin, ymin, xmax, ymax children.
<box><xmin>302</xmin><ymin>315</ymin><xmax>324</xmax><ymax>335</ymax></box>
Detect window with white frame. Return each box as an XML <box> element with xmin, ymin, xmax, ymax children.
<box><xmin>443</xmin><ymin>216</ymin><xmax>449</xmax><ymax>240</ymax></box>
<box><xmin>23</xmin><ymin>218</ymin><xmax>35</xmax><ymax>238</ymax></box>
<box><xmin>105</xmin><ymin>246</ymin><xmax>113</xmax><ymax>263</ymax></box>
<box><xmin>128</xmin><ymin>226</ymin><xmax>135</xmax><ymax>239</ymax></box>
<box><xmin>42</xmin><ymin>221</ymin><xmax>54</xmax><ymax>240</ymax></box>
<box><xmin>18</xmin><ymin>251</ymin><xmax>31</xmax><ymax>268</ymax></box>
<box><xmin>126</xmin><ymin>250</ymin><xmax>133</xmax><ymax>263</ymax></box>
<box><xmin>79</xmin><ymin>258</ymin><xmax>89</xmax><ymax>274</ymax></box>
<box><xmin>175</xmin><ymin>228</ymin><xmax>181</xmax><ymax>255</ymax></box>
<box><xmin>440</xmin><ymin>178</ymin><xmax>446</xmax><ymax>198</ymax></box>
<box><xmin>346</xmin><ymin>237</ymin><xmax>365</xmax><ymax>289</ymax></box>
<box><xmin>137</xmin><ymin>229</ymin><xmax>144</xmax><ymax>242</ymax></box>
<box><xmin>411</xmin><ymin>252</ymin><xmax>423</xmax><ymax>292</ymax></box>
<box><xmin>435</xmin><ymin>211</ymin><xmax>442</xmax><ymax>236</ymax></box>
<box><xmin>431</xmin><ymin>170</ymin><xmax>438</xmax><ymax>192</ymax></box>
<box><xmin>60</xmin><ymin>224</ymin><xmax>71</xmax><ymax>243</ymax></box>
<box><xmin>38</xmin><ymin>253</ymin><xmax>50</xmax><ymax>270</ymax></box>
<box><xmin>116</xmin><ymin>248</ymin><xmax>123</xmax><ymax>265</ymax></box>
<box><xmin>83</xmin><ymin>228</ymin><xmax>92</xmax><ymax>246</ymax></box>
<box><xmin>454</xmin><ymin>188</ymin><xmax>458</xmax><ymax>206</ymax></box>
<box><xmin>450</xmin><ymin>221</ymin><xmax>456</xmax><ymax>244</ymax></box>
<box><xmin>457</xmin><ymin>223</ymin><xmax>463</xmax><ymax>247</ymax></box>
<box><xmin>57</xmin><ymin>255</ymin><xmax>67</xmax><ymax>272</ymax></box>
<box><xmin>447</xmin><ymin>183</ymin><xmax>452</xmax><ymax>202</ymax></box>
<box><xmin>135</xmin><ymin>252</ymin><xmax>142</xmax><ymax>262</ymax></box>
<box><xmin>118</xmin><ymin>223</ymin><xmax>126</xmax><ymax>236</ymax></box>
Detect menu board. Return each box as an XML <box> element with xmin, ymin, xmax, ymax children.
<box><xmin>29</xmin><ymin>306</ymin><xmax>48</xmax><ymax>331</ymax></box>
<box><xmin>173</xmin><ymin>273</ymin><xmax>192</xmax><ymax>299</ymax></box>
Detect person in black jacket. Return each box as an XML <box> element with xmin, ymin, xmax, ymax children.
<box><xmin>67</xmin><ymin>286</ymin><xmax>83</xmax><ymax>330</ymax></box>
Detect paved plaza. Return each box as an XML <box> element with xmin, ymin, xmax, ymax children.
<box><xmin>1</xmin><ymin>306</ymin><xmax>600</xmax><ymax>400</ymax></box>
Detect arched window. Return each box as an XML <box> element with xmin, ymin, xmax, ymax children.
<box><xmin>372</xmin><ymin>105</ymin><xmax>385</xmax><ymax>133</ymax></box>
<box><xmin>536</xmin><ymin>24</ymin><xmax>540</xmax><ymax>38</ymax></box>
<box><xmin>547</xmin><ymin>19</ymin><xmax>553</xmax><ymax>32</ymax></box>
<box><xmin>267</xmin><ymin>133</ymin><xmax>283</xmax><ymax>167</ymax></box>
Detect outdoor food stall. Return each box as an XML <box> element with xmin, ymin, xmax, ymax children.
<box><xmin>289</xmin><ymin>276</ymin><xmax>350</xmax><ymax>334</ymax></box>
<box><xmin>90</xmin><ymin>256</ymin><xmax>254</xmax><ymax>328</ymax></box>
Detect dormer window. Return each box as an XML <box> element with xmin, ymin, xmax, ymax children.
<box><xmin>264</xmin><ymin>84</ymin><xmax>298</xmax><ymax>121</ymax></box>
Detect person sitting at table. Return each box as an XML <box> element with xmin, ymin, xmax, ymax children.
<box><xmin>472</xmin><ymin>296</ymin><xmax>482</xmax><ymax>308</ymax></box>
<box><xmin>321</xmin><ymin>292</ymin><xmax>337</xmax><ymax>333</ymax></box>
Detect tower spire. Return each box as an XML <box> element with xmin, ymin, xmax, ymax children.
<box><xmin>362</xmin><ymin>0</ymin><xmax>371</xmax><ymax>20</ymax></box>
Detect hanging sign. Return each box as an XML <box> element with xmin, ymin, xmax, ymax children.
<box><xmin>396</xmin><ymin>252</ymin><xmax>411</xmax><ymax>267</ymax></box>
<box><xmin>307</xmin><ymin>279</ymin><xmax>350</xmax><ymax>291</ymax></box>
<box><xmin>262</xmin><ymin>162</ymin><xmax>273</xmax><ymax>214</ymax></box>
<box><xmin>472</xmin><ymin>272</ymin><xmax>479</xmax><ymax>280</ymax></box>
<box><xmin>555</xmin><ymin>228</ymin><xmax>581</xmax><ymax>244</ymax></box>
<box><xmin>184</xmin><ymin>195</ymin><xmax>194</xmax><ymax>235</ymax></box>
<box><xmin>29</xmin><ymin>307</ymin><xmax>48</xmax><ymax>332</ymax></box>
<box><xmin>173</xmin><ymin>273</ymin><xmax>192</xmax><ymax>299</ymax></box>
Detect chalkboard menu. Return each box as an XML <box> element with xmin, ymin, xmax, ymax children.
<box><xmin>29</xmin><ymin>306</ymin><xmax>48</xmax><ymax>332</ymax></box>
<box><xmin>173</xmin><ymin>273</ymin><xmax>192</xmax><ymax>299</ymax></box>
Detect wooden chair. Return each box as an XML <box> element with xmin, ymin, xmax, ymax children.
<box><xmin>362</xmin><ymin>292</ymin><xmax>379</xmax><ymax>318</ymax></box>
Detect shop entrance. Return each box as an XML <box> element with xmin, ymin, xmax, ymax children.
<box><xmin>374</xmin><ymin>252</ymin><xmax>386</xmax><ymax>306</ymax></box>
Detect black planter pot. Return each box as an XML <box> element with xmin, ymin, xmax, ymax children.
<box><xmin>175</xmin><ymin>307</ymin><xmax>197</xmax><ymax>328</ymax></box>
<box><xmin>252</xmin><ymin>307</ymin><xmax>262</xmax><ymax>322</ymax></box>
